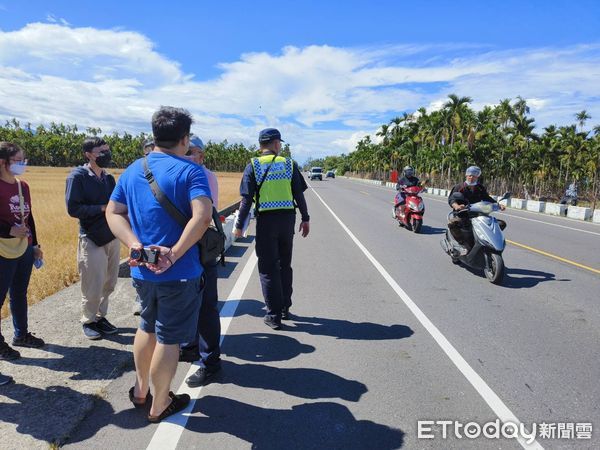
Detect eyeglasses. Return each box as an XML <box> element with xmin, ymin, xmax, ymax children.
<box><xmin>9</xmin><ymin>158</ymin><xmax>27</xmax><ymax>165</ymax></box>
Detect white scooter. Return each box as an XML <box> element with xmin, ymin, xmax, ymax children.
<box><xmin>440</xmin><ymin>193</ymin><xmax>510</xmax><ymax>284</ymax></box>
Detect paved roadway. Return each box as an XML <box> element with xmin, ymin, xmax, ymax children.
<box><xmin>65</xmin><ymin>177</ymin><xmax>600</xmax><ymax>449</ymax></box>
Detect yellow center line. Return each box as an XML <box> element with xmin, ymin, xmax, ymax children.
<box><xmin>507</xmin><ymin>239</ymin><xmax>600</xmax><ymax>275</ymax></box>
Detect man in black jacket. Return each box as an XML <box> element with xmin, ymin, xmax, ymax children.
<box><xmin>447</xmin><ymin>166</ymin><xmax>505</xmax><ymax>247</ymax></box>
<box><xmin>66</xmin><ymin>137</ymin><xmax>120</xmax><ymax>340</ymax></box>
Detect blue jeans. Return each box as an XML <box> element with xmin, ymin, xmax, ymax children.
<box><xmin>0</xmin><ymin>245</ymin><xmax>34</xmax><ymax>340</ymax></box>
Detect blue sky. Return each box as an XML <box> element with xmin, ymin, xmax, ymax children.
<box><xmin>1</xmin><ymin>0</ymin><xmax>599</xmax><ymax>161</ymax></box>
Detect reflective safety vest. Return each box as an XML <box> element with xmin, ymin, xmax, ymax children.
<box><xmin>251</xmin><ymin>155</ymin><xmax>294</xmax><ymax>212</ymax></box>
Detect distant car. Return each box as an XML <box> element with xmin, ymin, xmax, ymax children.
<box><xmin>326</xmin><ymin>170</ymin><xmax>335</xmax><ymax>179</ymax></box>
<box><xmin>309</xmin><ymin>167</ymin><xmax>323</xmax><ymax>181</ymax></box>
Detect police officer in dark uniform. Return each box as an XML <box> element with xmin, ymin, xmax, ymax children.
<box><xmin>233</xmin><ymin>128</ymin><xmax>310</xmax><ymax>330</ymax></box>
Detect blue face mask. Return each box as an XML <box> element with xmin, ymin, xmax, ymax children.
<box><xmin>10</xmin><ymin>161</ymin><xmax>27</xmax><ymax>175</ymax></box>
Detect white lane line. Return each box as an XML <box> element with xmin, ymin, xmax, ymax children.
<box><xmin>498</xmin><ymin>212</ymin><xmax>600</xmax><ymax>237</ymax></box>
<box><xmin>309</xmin><ymin>187</ymin><xmax>543</xmax><ymax>450</ymax></box>
<box><xmin>147</xmin><ymin>252</ymin><xmax>259</xmax><ymax>450</ymax></box>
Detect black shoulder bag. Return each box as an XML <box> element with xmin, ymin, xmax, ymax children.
<box><xmin>143</xmin><ymin>157</ymin><xmax>226</xmax><ymax>266</ymax></box>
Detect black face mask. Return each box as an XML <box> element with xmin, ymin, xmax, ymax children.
<box><xmin>95</xmin><ymin>151</ymin><xmax>112</xmax><ymax>168</ymax></box>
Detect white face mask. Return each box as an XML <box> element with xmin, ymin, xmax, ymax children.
<box><xmin>465</xmin><ymin>179</ymin><xmax>478</xmax><ymax>186</ymax></box>
<box><xmin>9</xmin><ymin>162</ymin><xmax>27</xmax><ymax>175</ymax></box>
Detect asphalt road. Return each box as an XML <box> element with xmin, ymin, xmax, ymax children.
<box><xmin>64</xmin><ymin>177</ymin><xmax>600</xmax><ymax>449</ymax></box>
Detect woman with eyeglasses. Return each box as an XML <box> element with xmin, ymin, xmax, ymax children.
<box><xmin>0</xmin><ymin>141</ymin><xmax>45</xmax><ymax>365</ymax></box>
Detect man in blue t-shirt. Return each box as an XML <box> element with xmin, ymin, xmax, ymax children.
<box><xmin>106</xmin><ymin>106</ymin><xmax>213</xmax><ymax>423</ymax></box>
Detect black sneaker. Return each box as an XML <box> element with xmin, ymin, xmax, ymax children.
<box><xmin>96</xmin><ymin>317</ymin><xmax>118</xmax><ymax>335</ymax></box>
<box><xmin>0</xmin><ymin>341</ymin><xmax>20</xmax><ymax>360</ymax></box>
<box><xmin>132</xmin><ymin>301</ymin><xmax>142</xmax><ymax>316</ymax></box>
<box><xmin>83</xmin><ymin>323</ymin><xmax>102</xmax><ymax>340</ymax></box>
<box><xmin>264</xmin><ymin>316</ymin><xmax>282</xmax><ymax>330</ymax></box>
<box><xmin>12</xmin><ymin>332</ymin><xmax>45</xmax><ymax>348</ymax></box>
<box><xmin>179</xmin><ymin>347</ymin><xmax>200</xmax><ymax>363</ymax></box>
<box><xmin>185</xmin><ymin>366</ymin><xmax>220</xmax><ymax>387</ymax></box>
<box><xmin>281</xmin><ymin>307</ymin><xmax>291</xmax><ymax>320</ymax></box>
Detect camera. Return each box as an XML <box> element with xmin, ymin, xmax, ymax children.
<box><xmin>130</xmin><ymin>247</ymin><xmax>160</xmax><ymax>265</ymax></box>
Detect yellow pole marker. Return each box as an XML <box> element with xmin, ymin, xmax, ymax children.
<box><xmin>507</xmin><ymin>239</ymin><xmax>600</xmax><ymax>275</ymax></box>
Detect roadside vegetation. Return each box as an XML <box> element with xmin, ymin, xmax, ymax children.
<box><xmin>304</xmin><ymin>95</ymin><xmax>600</xmax><ymax>206</ymax></box>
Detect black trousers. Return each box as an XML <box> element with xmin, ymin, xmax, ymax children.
<box><xmin>182</xmin><ymin>260</ymin><xmax>221</xmax><ymax>370</ymax></box>
<box><xmin>255</xmin><ymin>212</ymin><xmax>295</xmax><ymax>320</ymax></box>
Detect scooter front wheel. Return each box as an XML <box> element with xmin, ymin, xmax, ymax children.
<box><xmin>484</xmin><ymin>252</ymin><xmax>505</xmax><ymax>284</ymax></box>
<box><xmin>412</xmin><ymin>218</ymin><xmax>422</xmax><ymax>233</ymax></box>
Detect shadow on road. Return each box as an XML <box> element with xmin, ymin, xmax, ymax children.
<box><xmin>222</xmin><ymin>332</ymin><xmax>315</xmax><ymax>362</ymax></box>
<box><xmin>187</xmin><ymin>395</ymin><xmax>405</xmax><ymax>449</ymax></box>
<box><xmin>225</xmin><ymin>242</ymin><xmax>253</xmax><ymax>258</ymax></box>
<box><xmin>458</xmin><ymin>265</ymin><xmax>565</xmax><ymax>289</ymax></box>
<box><xmin>234</xmin><ymin>299</ymin><xmax>414</xmax><ymax>341</ymax></box>
<box><xmin>502</xmin><ymin>267</ymin><xmax>565</xmax><ymax>289</ymax></box>
<box><xmin>213</xmin><ymin>360</ymin><xmax>367</xmax><ymax>401</ymax></box>
<box><xmin>417</xmin><ymin>225</ymin><xmax>446</xmax><ymax>235</ymax></box>
<box><xmin>217</xmin><ymin>259</ymin><xmax>238</xmax><ymax>278</ymax></box>
<box><xmin>10</xmin><ymin>337</ymin><xmax>135</xmax><ymax>380</ymax></box>
<box><xmin>289</xmin><ymin>315</ymin><xmax>414</xmax><ymax>341</ymax></box>
<box><xmin>0</xmin><ymin>383</ymin><xmax>120</xmax><ymax>446</ymax></box>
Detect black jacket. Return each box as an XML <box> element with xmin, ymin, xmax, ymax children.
<box><xmin>65</xmin><ymin>165</ymin><xmax>116</xmax><ymax>246</ymax></box>
<box><xmin>448</xmin><ymin>182</ymin><xmax>496</xmax><ymax>207</ymax></box>
<box><xmin>396</xmin><ymin>176</ymin><xmax>420</xmax><ymax>191</ymax></box>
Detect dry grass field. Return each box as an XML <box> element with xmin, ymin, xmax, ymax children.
<box><xmin>1</xmin><ymin>166</ymin><xmax>242</xmax><ymax>319</ymax></box>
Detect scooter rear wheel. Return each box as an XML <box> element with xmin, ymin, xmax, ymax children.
<box><xmin>484</xmin><ymin>252</ymin><xmax>505</xmax><ymax>284</ymax></box>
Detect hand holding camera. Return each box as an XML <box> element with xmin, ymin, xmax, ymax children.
<box><xmin>130</xmin><ymin>246</ymin><xmax>160</xmax><ymax>265</ymax></box>
<box><xmin>129</xmin><ymin>244</ymin><xmax>176</xmax><ymax>274</ymax></box>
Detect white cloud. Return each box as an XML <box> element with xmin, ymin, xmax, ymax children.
<box><xmin>46</xmin><ymin>14</ymin><xmax>70</xmax><ymax>26</ymax></box>
<box><xmin>0</xmin><ymin>23</ymin><xmax>599</xmax><ymax>162</ymax></box>
<box><xmin>526</xmin><ymin>98</ymin><xmax>547</xmax><ymax>110</ymax></box>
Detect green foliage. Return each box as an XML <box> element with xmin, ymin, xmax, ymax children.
<box><xmin>330</xmin><ymin>95</ymin><xmax>600</xmax><ymax>201</ymax></box>
<box><xmin>0</xmin><ymin>121</ymin><xmax>262</xmax><ymax>172</ymax></box>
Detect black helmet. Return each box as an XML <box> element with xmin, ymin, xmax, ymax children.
<box><xmin>403</xmin><ymin>166</ymin><xmax>414</xmax><ymax>177</ymax></box>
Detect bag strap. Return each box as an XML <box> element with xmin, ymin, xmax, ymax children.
<box><xmin>143</xmin><ymin>157</ymin><xmax>226</xmax><ymax>264</ymax></box>
<box><xmin>16</xmin><ymin>178</ymin><xmax>25</xmax><ymax>225</ymax></box>
<box><xmin>254</xmin><ymin>155</ymin><xmax>277</xmax><ymax>216</ymax></box>
<box><xmin>143</xmin><ymin>157</ymin><xmax>188</xmax><ymax>227</ymax></box>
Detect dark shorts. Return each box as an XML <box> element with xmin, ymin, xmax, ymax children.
<box><xmin>132</xmin><ymin>277</ymin><xmax>203</xmax><ymax>345</ymax></box>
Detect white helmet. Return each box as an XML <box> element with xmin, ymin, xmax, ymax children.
<box><xmin>403</xmin><ymin>166</ymin><xmax>414</xmax><ymax>177</ymax></box>
<box><xmin>465</xmin><ymin>166</ymin><xmax>481</xmax><ymax>177</ymax></box>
